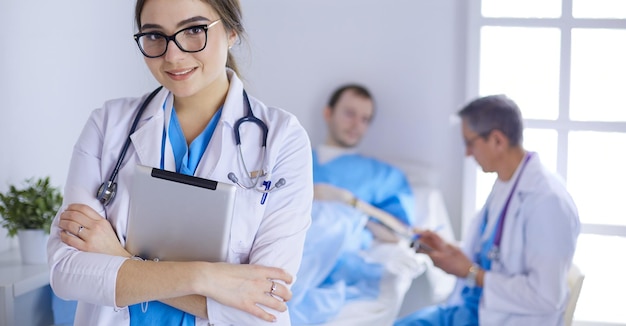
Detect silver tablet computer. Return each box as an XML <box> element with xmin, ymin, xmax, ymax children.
<box><xmin>126</xmin><ymin>165</ymin><xmax>236</xmax><ymax>262</ymax></box>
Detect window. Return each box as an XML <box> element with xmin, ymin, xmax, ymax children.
<box><xmin>465</xmin><ymin>1</ymin><xmax>626</xmax><ymax>324</ymax></box>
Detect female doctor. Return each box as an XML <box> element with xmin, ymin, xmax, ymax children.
<box><xmin>46</xmin><ymin>0</ymin><xmax>313</xmax><ymax>325</ymax></box>
<box><xmin>396</xmin><ymin>95</ymin><xmax>580</xmax><ymax>326</ymax></box>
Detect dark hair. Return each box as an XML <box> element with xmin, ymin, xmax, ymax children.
<box><xmin>457</xmin><ymin>94</ymin><xmax>524</xmax><ymax>147</ymax></box>
<box><xmin>134</xmin><ymin>0</ymin><xmax>245</xmax><ymax>75</ymax></box>
<box><xmin>327</xmin><ymin>84</ymin><xmax>374</xmax><ymax>111</ymax></box>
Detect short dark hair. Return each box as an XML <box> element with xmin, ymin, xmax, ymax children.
<box><xmin>327</xmin><ymin>84</ymin><xmax>374</xmax><ymax>110</ymax></box>
<box><xmin>458</xmin><ymin>94</ymin><xmax>524</xmax><ymax>147</ymax></box>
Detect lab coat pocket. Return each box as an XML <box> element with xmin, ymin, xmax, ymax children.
<box><xmin>228</xmin><ymin>188</ymin><xmax>266</xmax><ymax>264</ymax></box>
<box><xmin>230</xmin><ymin>241</ymin><xmax>252</xmax><ymax>264</ymax></box>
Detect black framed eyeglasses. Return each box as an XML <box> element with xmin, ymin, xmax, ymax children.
<box><xmin>133</xmin><ymin>20</ymin><xmax>221</xmax><ymax>58</ymax></box>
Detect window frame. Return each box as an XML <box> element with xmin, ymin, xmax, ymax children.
<box><xmin>463</xmin><ymin>0</ymin><xmax>626</xmax><ymax>239</ymax></box>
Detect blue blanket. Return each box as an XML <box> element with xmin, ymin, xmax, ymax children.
<box><xmin>289</xmin><ymin>201</ymin><xmax>384</xmax><ymax>325</ymax></box>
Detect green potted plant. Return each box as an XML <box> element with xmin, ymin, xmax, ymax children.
<box><xmin>0</xmin><ymin>176</ymin><xmax>63</xmax><ymax>264</ymax></box>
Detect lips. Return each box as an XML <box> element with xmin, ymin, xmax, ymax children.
<box><xmin>166</xmin><ymin>67</ymin><xmax>196</xmax><ymax>80</ymax></box>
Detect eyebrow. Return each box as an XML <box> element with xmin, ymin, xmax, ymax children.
<box><xmin>140</xmin><ymin>16</ymin><xmax>211</xmax><ymax>31</ymax></box>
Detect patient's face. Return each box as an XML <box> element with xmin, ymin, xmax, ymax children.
<box><xmin>324</xmin><ymin>90</ymin><xmax>374</xmax><ymax>148</ymax></box>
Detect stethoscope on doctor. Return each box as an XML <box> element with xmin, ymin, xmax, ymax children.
<box><xmin>96</xmin><ymin>86</ymin><xmax>286</xmax><ymax>206</ymax></box>
<box><xmin>479</xmin><ymin>152</ymin><xmax>533</xmax><ymax>263</ymax></box>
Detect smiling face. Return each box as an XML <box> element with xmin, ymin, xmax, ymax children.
<box><xmin>324</xmin><ymin>89</ymin><xmax>374</xmax><ymax>148</ymax></box>
<box><xmin>137</xmin><ymin>0</ymin><xmax>236</xmax><ymax>98</ymax></box>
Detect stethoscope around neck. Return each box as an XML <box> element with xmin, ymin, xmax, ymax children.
<box><xmin>96</xmin><ymin>86</ymin><xmax>163</xmax><ymax>206</ymax></box>
<box><xmin>482</xmin><ymin>152</ymin><xmax>533</xmax><ymax>262</ymax></box>
<box><xmin>96</xmin><ymin>87</ymin><xmax>285</xmax><ymax>207</ymax></box>
<box><xmin>227</xmin><ymin>91</ymin><xmax>286</xmax><ymax>192</ymax></box>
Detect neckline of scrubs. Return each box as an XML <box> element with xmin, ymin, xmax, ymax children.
<box><xmin>160</xmin><ymin>100</ymin><xmax>223</xmax><ymax>175</ymax></box>
<box><xmin>128</xmin><ymin>100</ymin><xmax>223</xmax><ymax>325</ymax></box>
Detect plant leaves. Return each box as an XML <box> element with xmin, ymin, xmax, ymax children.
<box><xmin>0</xmin><ymin>176</ymin><xmax>63</xmax><ymax>237</ymax></box>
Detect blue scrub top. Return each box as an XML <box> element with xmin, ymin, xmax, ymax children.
<box><xmin>129</xmin><ymin>106</ymin><xmax>222</xmax><ymax>326</ymax></box>
<box><xmin>460</xmin><ymin>211</ymin><xmax>499</xmax><ymax>315</ymax></box>
<box><xmin>394</xmin><ymin>209</ymin><xmax>499</xmax><ymax>326</ymax></box>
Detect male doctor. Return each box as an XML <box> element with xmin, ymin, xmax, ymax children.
<box><xmin>395</xmin><ymin>95</ymin><xmax>580</xmax><ymax>325</ymax></box>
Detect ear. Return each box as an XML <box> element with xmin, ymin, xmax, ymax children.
<box><xmin>227</xmin><ymin>30</ymin><xmax>238</xmax><ymax>49</ymax></box>
<box><xmin>490</xmin><ymin>130</ymin><xmax>510</xmax><ymax>150</ymax></box>
<box><xmin>323</xmin><ymin>106</ymin><xmax>332</xmax><ymax>123</ymax></box>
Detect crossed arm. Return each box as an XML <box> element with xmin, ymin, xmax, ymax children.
<box><xmin>56</xmin><ymin>203</ymin><xmax>292</xmax><ymax>322</ymax></box>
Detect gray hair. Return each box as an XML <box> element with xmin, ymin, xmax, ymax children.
<box><xmin>457</xmin><ymin>94</ymin><xmax>524</xmax><ymax>147</ymax></box>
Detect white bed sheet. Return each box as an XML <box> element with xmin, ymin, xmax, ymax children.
<box><xmin>316</xmin><ymin>240</ymin><xmax>427</xmax><ymax>326</ymax></box>
<box><xmin>395</xmin><ymin>161</ymin><xmax>457</xmax><ymax>319</ymax></box>
<box><xmin>311</xmin><ymin>183</ymin><xmax>457</xmax><ymax>326</ymax></box>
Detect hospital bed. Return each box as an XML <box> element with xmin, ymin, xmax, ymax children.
<box><xmin>313</xmin><ymin>160</ymin><xmax>457</xmax><ymax>326</ymax></box>
<box><xmin>395</xmin><ymin>160</ymin><xmax>458</xmax><ymax>319</ymax></box>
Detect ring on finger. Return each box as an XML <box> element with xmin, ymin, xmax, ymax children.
<box><xmin>77</xmin><ymin>225</ymin><xmax>85</xmax><ymax>236</ymax></box>
<box><xmin>270</xmin><ymin>281</ymin><xmax>277</xmax><ymax>294</ymax></box>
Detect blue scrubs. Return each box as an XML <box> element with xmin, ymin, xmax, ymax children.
<box><xmin>129</xmin><ymin>106</ymin><xmax>222</xmax><ymax>326</ymax></box>
<box><xmin>288</xmin><ymin>202</ymin><xmax>382</xmax><ymax>325</ymax></box>
<box><xmin>394</xmin><ymin>211</ymin><xmax>499</xmax><ymax>326</ymax></box>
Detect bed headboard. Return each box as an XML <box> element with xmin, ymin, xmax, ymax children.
<box><xmin>389</xmin><ymin>158</ymin><xmax>456</xmax><ymax>242</ymax></box>
<box><xmin>388</xmin><ymin>158</ymin><xmax>439</xmax><ymax>189</ymax></box>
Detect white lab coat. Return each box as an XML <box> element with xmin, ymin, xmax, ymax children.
<box><xmin>450</xmin><ymin>154</ymin><xmax>580</xmax><ymax>326</ymax></box>
<box><xmin>47</xmin><ymin>70</ymin><xmax>313</xmax><ymax>326</ymax></box>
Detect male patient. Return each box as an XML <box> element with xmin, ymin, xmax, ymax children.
<box><xmin>289</xmin><ymin>84</ymin><xmax>423</xmax><ymax>325</ymax></box>
<box><xmin>314</xmin><ymin>84</ymin><xmax>417</xmax><ymax>242</ymax></box>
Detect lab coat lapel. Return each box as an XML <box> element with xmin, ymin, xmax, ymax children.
<box><xmin>129</xmin><ymin>89</ymin><xmax>174</xmax><ymax>169</ymax></box>
<box><xmin>195</xmin><ymin>70</ymin><xmax>245</xmax><ymax>180</ymax></box>
<box><xmin>507</xmin><ymin>154</ymin><xmax>541</xmax><ymax>215</ymax></box>
<box><xmin>195</xmin><ymin>121</ymin><xmax>225</xmax><ymax>179</ymax></box>
<box><xmin>499</xmin><ymin>154</ymin><xmax>541</xmax><ymax>253</ymax></box>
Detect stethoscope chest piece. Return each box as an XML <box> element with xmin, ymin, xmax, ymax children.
<box><xmin>94</xmin><ymin>86</ymin><xmax>162</xmax><ymax>207</ymax></box>
<box><xmin>96</xmin><ymin>181</ymin><xmax>117</xmax><ymax>206</ymax></box>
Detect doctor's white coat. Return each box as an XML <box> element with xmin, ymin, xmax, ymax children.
<box><xmin>47</xmin><ymin>71</ymin><xmax>313</xmax><ymax>326</ymax></box>
<box><xmin>450</xmin><ymin>154</ymin><xmax>580</xmax><ymax>325</ymax></box>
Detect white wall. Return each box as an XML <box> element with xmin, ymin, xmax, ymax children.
<box><xmin>0</xmin><ymin>0</ymin><xmax>158</xmax><ymax>250</ymax></box>
<box><xmin>238</xmin><ymin>0</ymin><xmax>468</xmax><ymax>237</ymax></box>
<box><xmin>0</xmin><ymin>1</ymin><xmax>467</xmax><ymax>246</ymax></box>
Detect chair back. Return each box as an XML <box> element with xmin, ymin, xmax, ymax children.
<box><xmin>564</xmin><ymin>263</ymin><xmax>585</xmax><ymax>326</ymax></box>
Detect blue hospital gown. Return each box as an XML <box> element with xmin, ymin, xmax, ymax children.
<box><xmin>312</xmin><ymin>150</ymin><xmax>416</xmax><ymax>228</ymax></box>
<box><xmin>288</xmin><ymin>151</ymin><xmax>416</xmax><ymax>325</ymax></box>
